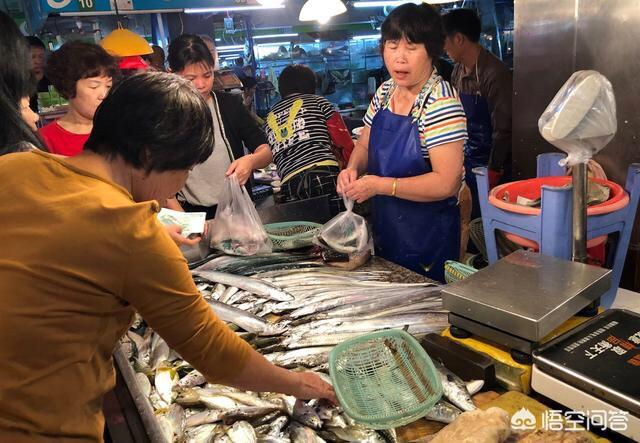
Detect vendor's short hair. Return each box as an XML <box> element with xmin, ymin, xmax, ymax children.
<box><xmin>26</xmin><ymin>36</ymin><xmax>46</xmax><ymax>50</ymax></box>
<box><xmin>443</xmin><ymin>9</ymin><xmax>482</xmax><ymax>43</ymax></box>
<box><xmin>278</xmin><ymin>64</ymin><xmax>316</xmax><ymax>97</ymax></box>
<box><xmin>381</xmin><ymin>3</ymin><xmax>445</xmax><ymax>59</ymax></box>
<box><xmin>45</xmin><ymin>41</ymin><xmax>118</xmax><ymax>99</ymax></box>
<box><xmin>168</xmin><ymin>34</ymin><xmax>215</xmax><ymax>72</ymax></box>
<box><xmin>85</xmin><ymin>72</ymin><xmax>214</xmax><ymax>172</ymax></box>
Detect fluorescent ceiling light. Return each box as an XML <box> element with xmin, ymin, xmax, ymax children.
<box><xmin>217</xmin><ymin>45</ymin><xmax>245</xmax><ymax>53</ymax></box>
<box><xmin>352</xmin><ymin>34</ymin><xmax>381</xmax><ymax>40</ymax></box>
<box><xmin>253</xmin><ymin>33</ymin><xmax>299</xmax><ymax>40</ymax></box>
<box><xmin>299</xmin><ymin>0</ymin><xmax>346</xmax><ymax>24</ymax></box>
<box><xmin>354</xmin><ymin>0</ymin><xmax>455</xmax><ymax>5</ymax></box>
<box><xmin>185</xmin><ymin>5</ymin><xmax>285</xmax><ymax>13</ymax></box>
<box><xmin>255</xmin><ymin>41</ymin><xmax>294</xmax><ymax>47</ymax></box>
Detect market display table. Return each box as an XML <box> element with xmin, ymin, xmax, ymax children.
<box><xmin>104</xmin><ymin>256</ymin><xmax>438</xmax><ymax>442</ymax></box>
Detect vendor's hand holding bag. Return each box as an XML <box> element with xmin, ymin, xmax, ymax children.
<box><xmin>209</xmin><ymin>174</ymin><xmax>272</xmax><ymax>256</ymax></box>
<box><xmin>315</xmin><ymin>196</ymin><xmax>372</xmax><ymax>269</ymax></box>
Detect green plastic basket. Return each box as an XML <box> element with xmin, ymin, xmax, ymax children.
<box><xmin>329</xmin><ymin>330</ymin><xmax>443</xmax><ymax>429</ymax></box>
<box><xmin>264</xmin><ymin>221</ymin><xmax>322</xmax><ymax>251</ymax></box>
<box><xmin>444</xmin><ymin>260</ymin><xmax>478</xmax><ymax>283</ymax></box>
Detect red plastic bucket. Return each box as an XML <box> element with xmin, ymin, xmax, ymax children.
<box><xmin>488</xmin><ymin>176</ymin><xmax>628</xmax><ymax>250</ymax></box>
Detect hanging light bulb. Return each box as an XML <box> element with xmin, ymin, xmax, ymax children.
<box><xmin>256</xmin><ymin>0</ymin><xmax>285</xmax><ymax>6</ymax></box>
<box><xmin>299</xmin><ymin>0</ymin><xmax>347</xmax><ymax>24</ymax></box>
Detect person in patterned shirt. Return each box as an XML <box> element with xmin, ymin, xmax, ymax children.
<box><xmin>266</xmin><ymin>64</ymin><xmax>354</xmax><ymax>216</ymax></box>
<box><xmin>337</xmin><ymin>3</ymin><xmax>468</xmax><ymax>282</ymax></box>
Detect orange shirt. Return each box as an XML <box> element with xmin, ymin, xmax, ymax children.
<box><xmin>0</xmin><ymin>150</ymin><xmax>251</xmax><ymax>442</ymax></box>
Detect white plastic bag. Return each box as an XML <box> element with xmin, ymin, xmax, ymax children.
<box><xmin>539</xmin><ymin>70</ymin><xmax>617</xmax><ymax>167</ymax></box>
<box><xmin>315</xmin><ymin>196</ymin><xmax>370</xmax><ymax>255</ymax></box>
<box><xmin>209</xmin><ymin>174</ymin><xmax>272</xmax><ymax>256</ymax></box>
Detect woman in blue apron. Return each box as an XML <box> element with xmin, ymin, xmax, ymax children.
<box><xmin>337</xmin><ymin>3</ymin><xmax>468</xmax><ymax>282</ymax></box>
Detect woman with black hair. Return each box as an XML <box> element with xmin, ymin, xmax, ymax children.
<box><xmin>0</xmin><ymin>71</ymin><xmax>334</xmax><ymax>441</ymax></box>
<box><xmin>38</xmin><ymin>41</ymin><xmax>118</xmax><ymax>156</ymax></box>
<box><xmin>265</xmin><ymin>64</ymin><xmax>354</xmax><ymax>216</ymax></box>
<box><xmin>0</xmin><ymin>12</ymin><xmax>44</xmax><ymax>154</ymax></box>
<box><xmin>337</xmin><ymin>3</ymin><xmax>468</xmax><ymax>282</ymax></box>
<box><xmin>167</xmin><ymin>34</ymin><xmax>272</xmax><ymax>219</ymax></box>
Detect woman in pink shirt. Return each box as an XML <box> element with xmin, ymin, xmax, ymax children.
<box><xmin>38</xmin><ymin>41</ymin><xmax>118</xmax><ymax>156</ymax></box>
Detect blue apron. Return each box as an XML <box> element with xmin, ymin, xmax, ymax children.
<box><xmin>369</xmin><ymin>93</ymin><xmax>460</xmax><ymax>282</ymax></box>
<box><xmin>460</xmin><ymin>91</ymin><xmax>492</xmax><ymax>220</ymax></box>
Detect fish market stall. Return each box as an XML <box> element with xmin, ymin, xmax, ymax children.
<box><xmin>111</xmin><ymin>255</ymin><xmax>450</xmax><ymax>442</ymax></box>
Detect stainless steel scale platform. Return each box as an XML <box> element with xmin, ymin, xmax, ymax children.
<box><xmin>442</xmin><ymin>251</ymin><xmax>612</xmax><ymax>362</ymax></box>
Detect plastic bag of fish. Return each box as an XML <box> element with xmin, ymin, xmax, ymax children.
<box><xmin>315</xmin><ymin>197</ymin><xmax>372</xmax><ymax>270</ymax></box>
<box><xmin>209</xmin><ymin>174</ymin><xmax>272</xmax><ymax>256</ymax></box>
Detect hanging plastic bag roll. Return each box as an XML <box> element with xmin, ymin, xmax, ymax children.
<box><xmin>538</xmin><ymin>70</ymin><xmax>617</xmax><ymax>167</ymax></box>
<box><xmin>315</xmin><ymin>196</ymin><xmax>371</xmax><ymax>255</ymax></box>
<box><xmin>209</xmin><ymin>174</ymin><xmax>273</xmax><ymax>256</ymax></box>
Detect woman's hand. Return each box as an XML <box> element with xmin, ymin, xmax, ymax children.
<box><xmin>226</xmin><ymin>155</ymin><xmax>255</xmax><ymax>185</ymax></box>
<box><xmin>344</xmin><ymin>175</ymin><xmax>381</xmax><ymax>203</ymax></box>
<box><xmin>164</xmin><ymin>224</ymin><xmax>202</xmax><ymax>247</ymax></box>
<box><xmin>336</xmin><ymin>168</ymin><xmax>358</xmax><ymax>195</ymax></box>
<box><xmin>290</xmin><ymin>371</ymin><xmax>338</xmax><ymax>404</ymax></box>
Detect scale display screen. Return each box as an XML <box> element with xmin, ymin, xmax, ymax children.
<box><xmin>534</xmin><ymin>309</ymin><xmax>640</xmax><ymax>415</ymax></box>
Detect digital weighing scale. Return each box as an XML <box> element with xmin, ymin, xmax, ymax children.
<box><xmin>442</xmin><ymin>250</ymin><xmax>612</xmax><ymax>363</ymax></box>
<box><xmin>532</xmin><ymin>309</ymin><xmax>640</xmax><ymax>440</ymax></box>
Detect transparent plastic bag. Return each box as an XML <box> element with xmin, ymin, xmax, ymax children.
<box><xmin>315</xmin><ymin>196</ymin><xmax>370</xmax><ymax>255</ymax></box>
<box><xmin>209</xmin><ymin>174</ymin><xmax>272</xmax><ymax>256</ymax></box>
<box><xmin>539</xmin><ymin>70</ymin><xmax>617</xmax><ymax>167</ymax></box>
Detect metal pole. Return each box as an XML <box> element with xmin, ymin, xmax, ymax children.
<box><xmin>572</xmin><ymin>162</ymin><xmax>588</xmax><ymax>263</ymax></box>
<box><xmin>573</xmin><ymin>162</ymin><xmax>599</xmax><ymax>314</ymax></box>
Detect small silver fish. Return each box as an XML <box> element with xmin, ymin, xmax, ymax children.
<box><xmin>327</xmin><ymin>425</ymin><xmax>388</xmax><ymax>442</ymax></box>
<box><xmin>150</xmin><ymin>333</ymin><xmax>171</xmax><ymax>370</ymax></box>
<box><xmin>157</xmin><ymin>415</ymin><xmax>174</xmax><ymax>443</ymax></box>
<box><xmin>466</xmin><ymin>380</ymin><xmax>484</xmax><ymax>396</ymax></box>
<box><xmin>289</xmin><ymin>422</ymin><xmax>326</xmax><ymax>443</ymax></box>
<box><xmin>258</xmin><ymin>437</ymin><xmax>291</xmax><ymax>443</ymax></box>
<box><xmin>293</xmin><ymin>400</ymin><xmax>322</xmax><ymax>430</ymax></box>
<box><xmin>178</xmin><ymin>369</ymin><xmax>207</xmax><ymax>389</ymax></box>
<box><xmin>226</xmin><ymin>420</ymin><xmax>257</xmax><ymax>443</ymax></box>
<box><xmin>378</xmin><ymin>428</ymin><xmax>398</xmax><ymax>443</ymax></box>
<box><xmin>154</xmin><ymin>366</ymin><xmax>178</xmax><ymax>405</ymax></box>
<box><xmin>184</xmin><ymin>423</ymin><xmax>219</xmax><ymax>443</ymax></box>
<box><xmin>268</xmin><ymin>415</ymin><xmax>289</xmax><ymax>436</ymax></box>
<box><xmin>162</xmin><ymin>403</ymin><xmax>185</xmax><ymax>441</ymax></box>
<box><xmin>424</xmin><ymin>400</ymin><xmax>462</xmax><ymax>424</ymax></box>
<box><xmin>434</xmin><ymin>362</ymin><xmax>476</xmax><ymax>412</ymax></box>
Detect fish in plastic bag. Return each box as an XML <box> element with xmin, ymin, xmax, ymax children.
<box><xmin>209</xmin><ymin>174</ymin><xmax>272</xmax><ymax>256</ymax></box>
<box><xmin>315</xmin><ymin>197</ymin><xmax>372</xmax><ymax>269</ymax></box>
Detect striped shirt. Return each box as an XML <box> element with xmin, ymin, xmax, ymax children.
<box><xmin>364</xmin><ymin>69</ymin><xmax>467</xmax><ymax>159</ymax></box>
<box><xmin>266</xmin><ymin>93</ymin><xmax>339</xmax><ymax>183</ymax></box>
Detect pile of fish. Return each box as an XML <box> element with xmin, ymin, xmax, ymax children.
<box><xmin>121</xmin><ymin>254</ymin><xmax>480</xmax><ymax>442</ymax></box>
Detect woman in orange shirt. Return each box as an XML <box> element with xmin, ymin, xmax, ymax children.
<box><xmin>0</xmin><ymin>69</ymin><xmax>334</xmax><ymax>441</ymax></box>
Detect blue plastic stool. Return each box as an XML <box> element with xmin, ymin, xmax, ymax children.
<box><xmin>474</xmin><ymin>153</ymin><xmax>640</xmax><ymax>307</ymax></box>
